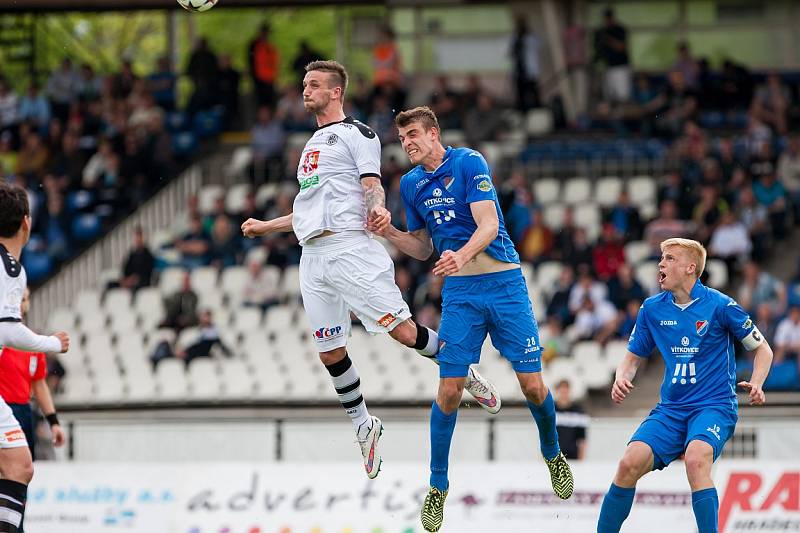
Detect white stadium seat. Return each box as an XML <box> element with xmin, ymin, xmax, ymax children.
<box><xmin>221</xmin><ymin>265</ymin><xmax>249</xmax><ymax>305</ymax></box>
<box><xmin>48</xmin><ymin>307</ymin><xmax>75</xmax><ymax>333</ymax></box>
<box><xmin>634</xmin><ymin>261</ymin><xmax>660</xmax><ymax>295</ymax></box>
<box><xmin>187</xmin><ymin>358</ymin><xmax>221</xmax><ymax>400</ymax></box>
<box><xmin>255</xmin><ymin>183</ymin><xmax>279</xmax><ymax>208</ymax></box>
<box><xmin>573</xmin><ymin>202</ymin><xmax>601</xmax><ymax>242</ymax></box>
<box><xmin>155</xmin><ymin>358</ymin><xmax>188</xmax><ymax>400</ymax></box>
<box><xmin>198</xmin><ymin>184</ymin><xmax>225</xmax><ymax>216</ymax></box>
<box><xmin>705</xmin><ymin>258</ymin><xmax>728</xmax><ymax>289</ymax></box>
<box><xmin>532</xmin><ymin>178</ymin><xmax>560</xmax><ymax>204</ymax></box>
<box><xmin>159</xmin><ymin>266</ymin><xmax>187</xmax><ymax>296</ymax></box>
<box><xmin>624</xmin><ymin>240</ymin><xmax>652</xmax><ymax>266</ymax></box>
<box><xmin>190</xmin><ymin>266</ymin><xmax>219</xmax><ymax>293</ymax></box>
<box><xmin>526</xmin><ymin>108</ymin><xmax>553</xmax><ymax>136</ymax></box>
<box><xmin>280</xmin><ymin>264</ymin><xmax>302</xmax><ymax>302</ymax></box>
<box><xmin>219</xmin><ymin>358</ymin><xmax>256</xmax><ymax>399</ymax></box>
<box><xmin>627</xmin><ymin>176</ymin><xmax>656</xmax><ymax>208</ymax></box>
<box><xmin>224</xmin><ymin>146</ymin><xmax>252</xmax><ymax>182</ymax></box>
<box><xmin>562</xmin><ymin>177</ymin><xmax>592</xmax><ymax>205</ymax></box>
<box><xmin>596</xmin><ymin>176</ymin><xmax>623</xmax><ymax>207</ymax></box>
<box><xmin>543</xmin><ymin>203</ymin><xmax>566</xmax><ymax>230</ymax></box>
<box><xmin>104</xmin><ymin>288</ymin><xmax>132</xmax><ymax>311</ymax></box>
<box><xmin>232</xmin><ymin>307</ymin><xmax>263</xmax><ymax>335</ymax></box>
<box><xmin>536</xmin><ymin>261</ymin><xmax>563</xmax><ymax>296</ymax></box>
<box><xmin>225</xmin><ymin>183</ymin><xmax>252</xmax><ymax>214</ymax></box>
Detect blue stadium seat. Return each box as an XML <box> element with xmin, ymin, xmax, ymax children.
<box><xmin>193</xmin><ymin>109</ymin><xmax>222</xmax><ymax>138</ymax></box>
<box><xmin>173</xmin><ymin>132</ymin><xmax>198</xmax><ymax>157</ymax></box>
<box><xmin>166</xmin><ymin>111</ymin><xmax>189</xmax><ymax>133</ymax></box>
<box><xmin>762</xmin><ymin>360</ymin><xmax>799</xmax><ymax>391</ymax></box>
<box><xmin>72</xmin><ymin>213</ymin><xmax>101</xmax><ymax>242</ymax></box>
<box><xmin>22</xmin><ymin>251</ymin><xmax>53</xmax><ymax>283</ymax></box>
<box><xmin>66</xmin><ymin>190</ymin><xmax>95</xmax><ymax>214</ymax></box>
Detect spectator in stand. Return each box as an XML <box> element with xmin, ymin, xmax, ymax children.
<box><xmin>573</xmin><ymin>293</ymin><xmax>618</xmax><ymax>343</ymax></box>
<box><xmin>161</xmin><ymin>271</ymin><xmax>199</xmax><ymax>332</ymax></box>
<box><xmin>736</xmin><ymin>186</ymin><xmax>771</xmax><ymax>260</ymax></box>
<box><xmin>520</xmin><ymin>209</ymin><xmax>553</xmax><ymax>265</ymax></box>
<box><xmin>428</xmin><ymin>75</ymin><xmax>462</xmax><ymax>130</ymax></box>
<box><xmin>541</xmin><ymin>316</ymin><xmax>569</xmax><ymax>363</ymax></box>
<box><xmin>0</xmin><ymin>131</ymin><xmax>16</xmax><ymax>176</ymax></box>
<box><xmin>76</xmin><ymin>64</ymin><xmax>102</xmax><ymax>103</ymax></box>
<box><xmin>708</xmin><ymin>210</ymin><xmax>751</xmax><ymax>283</ymax></box>
<box><xmin>752</xmin><ymin>169</ymin><xmax>788</xmax><ymax>240</ymax></box>
<box><xmin>616</xmin><ymin>298</ymin><xmax>641</xmax><ymax>339</ymax></box>
<box><xmin>777</xmin><ymin>136</ymin><xmax>800</xmax><ymax>220</ymax></box>
<box><xmin>15</xmin><ymin>132</ymin><xmax>50</xmax><ymax>182</ymax></box>
<box><xmin>209</xmin><ymin>214</ymin><xmax>239</xmax><ymax>268</ymax></box>
<box><xmin>177</xmin><ymin>310</ymin><xmax>232</xmax><ymax>366</ymax></box>
<box><xmin>186</xmin><ymin>38</ymin><xmax>219</xmax><ymax>115</ymax></box>
<box><xmin>658</xmin><ymin>172</ymin><xmax>694</xmax><ymax>220</ymax></box>
<box><xmin>242</xmin><ymin>260</ymin><xmax>279</xmax><ymax>313</ymax></box>
<box><xmin>372</xmin><ymin>25</ymin><xmax>403</xmax><ymax>94</ymax></box>
<box><xmin>692</xmin><ymin>184</ymin><xmax>728</xmax><ymax>244</ymax></box>
<box><xmin>509</xmin><ymin>15</ymin><xmax>541</xmax><ymax>111</ymax></box>
<box><xmin>82</xmin><ymin>138</ymin><xmax>116</xmax><ymax>189</ymax></box>
<box><xmin>19</xmin><ymin>84</ymin><xmax>51</xmax><ymax>136</ymax></box>
<box><xmin>464</xmin><ymin>93</ymin><xmax>505</xmax><ymax>145</ymax></box>
<box><xmin>644</xmin><ymin>199</ymin><xmax>694</xmax><ymax>257</ymax></box>
<box><xmin>755</xmin><ymin>303</ymin><xmax>778</xmax><ymax>347</ymax></box>
<box><xmin>46</xmin><ymin>58</ymin><xmax>79</xmax><ymax>123</ymax></box>
<box><xmin>653</xmin><ymin>70</ymin><xmax>698</xmax><ymax>138</ymax></box>
<box><xmin>751</xmin><ymin>72</ymin><xmax>791</xmax><ymax>135</ymax></box>
<box><xmin>0</xmin><ymin>288</ymin><xmax>66</xmax><ymax>460</ymax></box>
<box><xmin>119</xmin><ymin>226</ymin><xmax>155</xmax><ymax>292</ymax></box>
<box><xmin>147</xmin><ymin>56</ymin><xmax>177</xmax><ymax>112</ymax></box>
<box><xmin>547</xmin><ymin>266</ymin><xmax>575</xmax><ymax>326</ymax></box>
<box><xmin>413</xmin><ymin>272</ymin><xmax>444</xmax><ymax>314</ymax></box>
<box><xmin>111</xmin><ymin>60</ymin><xmax>138</xmax><ymax>100</ymax></box>
<box><xmin>554</xmin><ymin>379</ymin><xmax>588</xmax><ymax>460</ymax></box>
<box><xmin>176</xmin><ymin>216</ymin><xmax>211</xmax><ymax>269</ymax></box>
<box><xmin>0</xmin><ymin>78</ymin><xmax>19</xmax><ymax>139</ymax></box>
<box><xmin>720</xmin><ymin>59</ymin><xmax>754</xmax><ymax>110</ymax></box>
<box><xmin>594</xmin><ymin>8</ymin><xmax>631</xmax><ymax>103</ymax></box>
<box><xmin>217</xmin><ymin>54</ymin><xmax>241</xmax><ymax>130</ymax></box>
<box><xmin>548</xmin><ymin>207</ymin><xmax>577</xmax><ymax>262</ymax></box>
<box><xmin>248</xmin><ymin>24</ymin><xmax>279</xmax><ymax>108</ymax></box>
<box><xmin>292</xmin><ymin>41</ymin><xmax>323</xmax><ymax>82</ymax></box>
<box><xmin>607</xmin><ymin>263</ymin><xmax>645</xmax><ymax>311</ymax></box>
<box><xmin>715</xmin><ymin>137</ymin><xmax>745</xmax><ymax>184</ymax></box>
<box><xmin>571</xmin><ymin>227</ymin><xmax>594</xmax><ymax>271</ymax></box>
<box><xmin>367</xmin><ymin>95</ymin><xmax>396</xmax><ymax>145</ymax></box>
<box><xmin>276</xmin><ymin>84</ymin><xmax>312</xmax><ymax>132</ymax></box>
<box><xmin>606</xmin><ymin>190</ymin><xmax>642</xmax><ymax>241</ymax></box>
<box><xmin>592</xmin><ymin>224</ymin><xmax>625</xmax><ymax>282</ymax></box>
<box><xmin>33</xmin><ymin>192</ymin><xmax>70</xmax><ymax>262</ymax></box>
<box><xmin>251</xmin><ymin>105</ymin><xmax>286</xmax><ymax>183</ymax></box>
<box><xmin>569</xmin><ymin>267</ymin><xmax>608</xmax><ymax>316</ymax></box>
<box><xmin>773</xmin><ymin>306</ymin><xmax>800</xmax><ymax>364</ymax></box>
<box><xmin>738</xmin><ymin>260</ymin><xmax>787</xmax><ymax>317</ymax></box>
<box><xmin>672</xmin><ymin>42</ymin><xmax>699</xmax><ymax>90</ymax></box>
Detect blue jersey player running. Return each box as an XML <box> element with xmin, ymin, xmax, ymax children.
<box><xmin>597</xmin><ymin>238</ymin><xmax>773</xmax><ymax>533</ymax></box>
<box><xmin>368</xmin><ymin>107</ymin><xmax>574</xmax><ymax>532</ymax></box>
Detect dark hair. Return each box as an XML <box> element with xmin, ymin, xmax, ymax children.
<box><xmin>0</xmin><ymin>182</ymin><xmax>29</xmax><ymax>238</ymax></box>
<box><xmin>305</xmin><ymin>60</ymin><xmax>349</xmax><ymax>95</ymax></box>
<box><xmin>395</xmin><ymin>106</ymin><xmax>441</xmax><ymax>133</ymax></box>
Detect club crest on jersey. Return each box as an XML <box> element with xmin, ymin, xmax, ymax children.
<box><xmin>696</xmin><ymin>320</ymin><xmax>709</xmax><ymax>336</ymax></box>
<box><xmin>300</xmin><ymin>150</ymin><xmax>320</xmax><ymax>176</ymax></box>
<box><xmin>326</xmin><ymin>134</ymin><xmax>338</xmax><ymax>145</ymax></box>
<box><xmin>443</xmin><ymin>176</ymin><xmax>454</xmax><ymax>189</ymax></box>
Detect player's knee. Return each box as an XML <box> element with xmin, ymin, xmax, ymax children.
<box><xmin>437</xmin><ymin>380</ymin><xmax>464</xmax><ymax>412</ymax></box>
<box><xmin>6</xmin><ymin>458</ymin><xmax>33</xmax><ymax>484</ymax></box>
<box><xmin>684</xmin><ymin>445</ymin><xmax>712</xmax><ymax>478</ymax></box>
<box><xmin>617</xmin><ymin>453</ymin><xmax>648</xmax><ymax>484</ymax></box>
<box><xmin>388</xmin><ymin>320</ymin><xmax>416</xmax><ymax>347</ymax></box>
<box><xmin>318</xmin><ymin>347</ymin><xmax>347</xmax><ymax>366</ymax></box>
<box><xmin>520</xmin><ymin>378</ymin><xmax>547</xmax><ymax>404</ymax></box>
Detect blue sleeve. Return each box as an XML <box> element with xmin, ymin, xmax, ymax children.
<box><xmin>400</xmin><ymin>176</ymin><xmax>425</xmax><ymax>232</ymax></box>
<box><xmin>627</xmin><ymin>304</ymin><xmax>655</xmax><ymax>357</ymax></box>
<box><xmin>461</xmin><ymin>151</ymin><xmax>497</xmax><ymax>204</ymax></box>
<box><xmin>720</xmin><ymin>296</ymin><xmax>755</xmax><ymax>341</ymax></box>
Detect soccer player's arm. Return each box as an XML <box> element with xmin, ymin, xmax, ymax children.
<box><xmin>241</xmin><ymin>213</ymin><xmax>293</xmax><ymax>238</ymax></box>
<box><xmin>377</xmin><ymin>177</ymin><xmax>434</xmax><ymax>261</ymax></box>
<box><xmin>353</xmin><ymin>128</ymin><xmax>387</xmax><ymax>219</ymax></box>
<box><xmin>433</xmin><ymin>153</ymin><xmax>498</xmax><ymax>275</ymax></box>
<box><xmin>0</xmin><ymin>322</ymin><xmax>65</xmax><ymax>353</ymax></box>
<box><xmin>613</xmin><ymin>304</ymin><xmax>655</xmax><ymax>404</ymax></box>
<box><xmin>723</xmin><ymin>299</ymin><xmax>773</xmax><ymax>405</ymax></box>
<box><xmin>31</xmin><ymin>358</ymin><xmax>65</xmax><ymax>446</ymax></box>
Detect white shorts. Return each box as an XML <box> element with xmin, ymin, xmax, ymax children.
<box><xmin>0</xmin><ymin>398</ymin><xmax>26</xmax><ymax>449</ymax></box>
<box><xmin>300</xmin><ymin>231</ymin><xmax>412</xmax><ymax>352</ymax></box>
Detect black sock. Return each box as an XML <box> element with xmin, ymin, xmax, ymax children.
<box><xmin>0</xmin><ymin>479</ymin><xmax>27</xmax><ymax>533</ymax></box>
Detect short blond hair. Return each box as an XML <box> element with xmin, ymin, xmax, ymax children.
<box><xmin>660</xmin><ymin>238</ymin><xmax>707</xmax><ymax>278</ymax></box>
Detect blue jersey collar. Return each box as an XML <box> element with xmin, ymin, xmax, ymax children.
<box><xmin>669</xmin><ymin>279</ymin><xmax>707</xmax><ymax>308</ymax></box>
<box><xmin>422</xmin><ymin>146</ymin><xmax>453</xmax><ymax>174</ymax></box>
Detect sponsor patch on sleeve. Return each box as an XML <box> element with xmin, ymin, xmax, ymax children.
<box><xmin>477</xmin><ymin>179</ymin><xmax>493</xmax><ymax>192</ymax></box>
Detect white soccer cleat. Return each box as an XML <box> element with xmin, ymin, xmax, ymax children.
<box><xmin>357</xmin><ymin>416</ymin><xmax>384</xmax><ymax>479</ymax></box>
<box><xmin>464</xmin><ymin>366</ymin><xmax>501</xmax><ymax>414</ymax></box>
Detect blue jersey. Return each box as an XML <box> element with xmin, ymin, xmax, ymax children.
<box><xmin>399</xmin><ymin>147</ymin><xmax>519</xmax><ymax>264</ymax></box>
<box><xmin>628</xmin><ymin>280</ymin><xmax>755</xmax><ymax>410</ymax></box>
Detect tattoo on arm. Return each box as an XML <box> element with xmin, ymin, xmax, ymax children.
<box><xmin>364</xmin><ymin>179</ymin><xmax>386</xmax><ymax>213</ymax></box>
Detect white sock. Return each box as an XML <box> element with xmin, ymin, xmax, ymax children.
<box><xmin>325</xmin><ymin>355</ymin><xmax>371</xmax><ymax>432</ymax></box>
<box><xmin>416</xmin><ymin>325</ymin><xmax>440</xmax><ymax>358</ymax></box>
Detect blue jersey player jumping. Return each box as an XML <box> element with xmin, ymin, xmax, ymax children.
<box><xmin>597</xmin><ymin>238</ymin><xmax>773</xmax><ymax>533</ymax></box>
<box><xmin>367</xmin><ymin>106</ymin><xmax>574</xmax><ymax>532</ymax></box>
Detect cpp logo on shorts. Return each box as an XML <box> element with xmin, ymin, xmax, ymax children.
<box><xmin>314</xmin><ymin>326</ymin><xmax>344</xmax><ymax>340</ymax></box>
<box><xmin>696</xmin><ymin>320</ymin><xmax>709</xmax><ymax>336</ymax></box>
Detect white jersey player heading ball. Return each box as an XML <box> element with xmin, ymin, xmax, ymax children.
<box><xmin>242</xmin><ymin>60</ymin><xmax>500</xmax><ymax>479</ymax></box>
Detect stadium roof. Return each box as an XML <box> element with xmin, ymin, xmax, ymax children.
<box><xmin>0</xmin><ymin>0</ymin><xmax>381</xmax><ymax>12</ymax></box>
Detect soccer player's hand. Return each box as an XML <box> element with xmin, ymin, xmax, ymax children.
<box><xmin>611</xmin><ymin>377</ymin><xmax>634</xmax><ymax>404</ymax></box>
<box><xmin>53</xmin><ymin>331</ymin><xmax>70</xmax><ymax>353</ymax></box>
<box><xmin>241</xmin><ymin>218</ymin><xmax>267</xmax><ymax>238</ymax></box>
<box><xmin>433</xmin><ymin>250</ymin><xmax>466</xmax><ymax>276</ymax></box>
<box><xmin>366</xmin><ymin>206</ymin><xmax>391</xmax><ymax>235</ymax></box>
<box><xmin>738</xmin><ymin>381</ymin><xmax>766</xmax><ymax>405</ymax></box>
<box><xmin>51</xmin><ymin>424</ymin><xmax>66</xmax><ymax>447</ymax></box>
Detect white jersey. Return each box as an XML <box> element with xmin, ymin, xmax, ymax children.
<box><xmin>0</xmin><ymin>244</ymin><xmax>25</xmax><ymax>324</ymax></box>
<box><xmin>292</xmin><ymin>116</ymin><xmax>381</xmax><ymax>245</ymax></box>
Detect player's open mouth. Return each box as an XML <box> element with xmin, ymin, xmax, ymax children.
<box><xmin>407</xmin><ymin>148</ymin><xmax>419</xmax><ymax>157</ymax></box>
<box><xmin>659</xmin><ymin>271</ymin><xmax>666</xmax><ymax>283</ymax></box>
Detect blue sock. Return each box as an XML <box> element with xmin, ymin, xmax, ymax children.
<box><xmin>527</xmin><ymin>392</ymin><xmax>560</xmax><ymax>460</ymax></box>
<box><xmin>597</xmin><ymin>483</ymin><xmax>636</xmax><ymax>533</ymax></box>
<box><xmin>429</xmin><ymin>401</ymin><xmax>458</xmax><ymax>491</ymax></box>
<box><xmin>692</xmin><ymin>488</ymin><xmax>719</xmax><ymax>533</ymax></box>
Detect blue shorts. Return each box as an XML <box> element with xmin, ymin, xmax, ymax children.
<box><xmin>438</xmin><ymin>268</ymin><xmax>542</xmax><ymax>378</ymax></box>
<box><xmin>629</xmin><ymin>403</ymin><xmax>738</xmax><ymax>470</ymax></box>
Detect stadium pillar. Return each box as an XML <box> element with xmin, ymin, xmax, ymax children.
<box><xmin>541</xmin><ymin>0</ymin><xmax>577</xmax><ymax>123</ymax></box>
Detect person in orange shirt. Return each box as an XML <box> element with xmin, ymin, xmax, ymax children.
<box><xmin>372</xmin><ymin>26</ymin><xmax>402</xmax><ymax>90</ymax></box>
<box><xmin>248</xmin><ymin>24</ymin><xmax>280</xmax><ymax>107</ymax></box>
<box><xmin>0</xmin><ymin>288</ymin><xmax>65</xmax><ymax>460</ymax></box>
